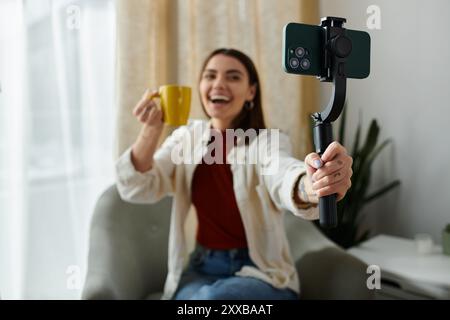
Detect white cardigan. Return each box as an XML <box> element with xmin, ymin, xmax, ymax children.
<box><xmin>115</xmin><ymin>119</ymin><xmax>319</xmax><ymax>299</ymax></box>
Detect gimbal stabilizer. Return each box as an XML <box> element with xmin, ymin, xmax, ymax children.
<box><xmin>313</xmin><ymin>17</ymin><xmax>353</xmax><ymax>228</ymax></box>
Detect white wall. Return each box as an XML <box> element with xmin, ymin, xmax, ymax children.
<box><xmin>318</xmin><ymin>0</ymin><xmax>450</xmax><ymax>244</ymax></box>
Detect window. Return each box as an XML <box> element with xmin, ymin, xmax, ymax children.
<box><xmin>0</xmin><ymin>0</ymin><xmax>116</xmax><ymax>299</ymax></box>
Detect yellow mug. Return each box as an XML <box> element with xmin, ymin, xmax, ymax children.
<box><xmin>154</xmin><ymin>85</ymin><xmax>191</xmax><ymax>126</ymax></box>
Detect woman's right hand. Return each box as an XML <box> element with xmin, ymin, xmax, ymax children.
<box><xmin>133</xmin><ymin>89</ymin><xmax>164</xmax><ymax>139</ymax></box>
<box><xmin>130</xmin><ymin>89</ymin><xmax>164</xmax><ymax>172</ymax></box>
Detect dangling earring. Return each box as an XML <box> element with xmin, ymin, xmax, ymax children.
<box><xmin>245</xmin><ymin>100</ymin><xmax>255</xmax><ymax>110</ymax></box>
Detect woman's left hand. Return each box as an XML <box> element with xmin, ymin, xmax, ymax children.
<box><xmin>303</xmin><ymin>141</ymin><xmax>353</xmax><ymax>202</ymax></box>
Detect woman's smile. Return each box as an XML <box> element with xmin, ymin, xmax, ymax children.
<box><xmin>208</xmin><ymin>93</ymin><xmax>233</xmax><ymax>109</ymax></box>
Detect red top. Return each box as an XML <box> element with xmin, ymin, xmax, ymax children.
<box><xmin>191</xmin><ymin>130</ymin><xmax>248</xmax><ymax>249</ymax></box>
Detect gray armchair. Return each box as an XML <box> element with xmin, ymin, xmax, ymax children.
<box><xmin>82</xmin><ymin>185</ymin><xmax>374</xmax><ymax>300</ymax></box>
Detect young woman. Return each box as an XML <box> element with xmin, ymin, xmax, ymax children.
<box><xmin>116</xmin><ymin>48</ymin><xmax>353</xmax><ymax>300</ymax></box>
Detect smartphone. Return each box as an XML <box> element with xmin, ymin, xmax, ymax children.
<box><xmin>282</xmin><ymin>22</ymin><xmax>370</xmax><ymax>79</ymax></box>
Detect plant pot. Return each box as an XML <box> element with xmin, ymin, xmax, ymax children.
<box><xmin>442</xmin><ymin>230</ymin><xmax>450</xmax><ymax>256</ymax></box>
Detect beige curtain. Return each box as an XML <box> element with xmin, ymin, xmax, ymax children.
<box><xmin>115</xmin><ymin>0</ymin><xmax>319</xmax><ymax>159</ymax></box>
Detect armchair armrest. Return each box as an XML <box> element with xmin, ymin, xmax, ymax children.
<box><xmin>284</xmin><ymin>212</ymin><xmax>375</xmax><ymax>299</ymax></box>
<box><xmin>296</xmin><ymin>247</ymin><xmax>375</xmax><ymax>299</ymax></box>
<box><xmin>82</xmin><ymin>185</ymin><xmax>172</xmax><ymax>300</ymax></box>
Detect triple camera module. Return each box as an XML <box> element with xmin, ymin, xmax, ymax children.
<box><xmin>288</xmin><ymin>47</ymin><xmax>310</xmax><ymax>70</ymax></box>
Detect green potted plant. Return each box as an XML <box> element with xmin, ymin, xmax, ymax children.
<box><xmin>443</xmin><ymin>224</ymin><xmax>450</xmax><ymax>256</ymax></box>
<box><xmin>313</xmin><ymin>107</ymin><xmax>401</xmax><ymax>249</ymax></box>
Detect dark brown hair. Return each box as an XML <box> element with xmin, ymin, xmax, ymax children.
<box><xmin>199</xmin><ymin>48</ymin><xmax>266</xmax><ymax>131</ymax></box>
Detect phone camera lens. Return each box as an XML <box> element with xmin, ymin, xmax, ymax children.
<box><xmin>295</xmin><ymin>47</ymin><xmax>305</xmax><ymax>58</ymax></box>
<box><xmin>300</xmin><ymin>58</ymin><xmax>310</xmax><ymax>70</ymax></box>
<box><xmin>289</xmin><ymin>57</ymin><xmax>299</xmax><ymax>69</ymax></box>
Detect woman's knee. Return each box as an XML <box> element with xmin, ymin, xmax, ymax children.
<box><xmin>190</xmin><ymin>278</ymin><xmax>255</xmax><ymax>300</ymax></box>
<box><xmin>187</xmin><ymin>277</ymin><xmax>298</xmax><ymax>300</ymax></box>
<box><xmin>189</xmin><ymin>281</ymin><xmax>233</xmax><ymax>300</ymax></box>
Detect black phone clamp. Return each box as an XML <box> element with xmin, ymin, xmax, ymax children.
<box><xmin>312</xmin><ymin>17</ymin><xmax>352</xmax><ymax>228</ymax></box>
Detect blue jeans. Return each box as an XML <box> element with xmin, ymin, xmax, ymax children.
<box><xmin>173</xmin><ymin>244</ymin><xmax>299</xmax><ymax>300</ymax></box>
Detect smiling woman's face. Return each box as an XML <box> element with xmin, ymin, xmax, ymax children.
<box><xmin>199</xmin><ymin>54</ymin><xmax>256</xmax><ymax>130</ymax></box>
